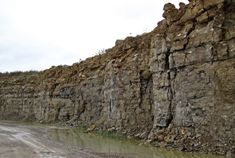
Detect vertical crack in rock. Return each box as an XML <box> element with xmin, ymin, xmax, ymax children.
<box><xmin>0</xmin><ymin>0</ymin><xmax>234</xmax><ymax>156</ymax></box>
<box><xmin>166</xmin><ymin>71</ymin><xmax>173</xmax><ymax>128</ymax></box>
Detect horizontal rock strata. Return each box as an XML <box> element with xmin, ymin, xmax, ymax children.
<box><xmin>0</xmin><ymin>0</ymin><xmax>234</xmax><ymax>155</ymax></box>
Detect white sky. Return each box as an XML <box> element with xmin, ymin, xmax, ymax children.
<box><xmin>0</xmin><ymin>0</ymin><xmax>188</xmax><ymax>72</ymax></box>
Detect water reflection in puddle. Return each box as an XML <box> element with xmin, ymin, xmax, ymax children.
<box><xmin>46</xmin><ymin>127</ymin><xmax>224</xmax><ymax>158</ymax></box>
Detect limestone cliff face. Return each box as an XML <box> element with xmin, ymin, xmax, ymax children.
<box><xmin>0</xmin><ymin>0</ymin><xmax>234</xmax><ymax>155</ymax></box>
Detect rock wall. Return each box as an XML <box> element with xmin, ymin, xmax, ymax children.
<box><xmin>0</xmin><ymin>0</ymin><xmax>234</xmax><ymax>155</ymax></box>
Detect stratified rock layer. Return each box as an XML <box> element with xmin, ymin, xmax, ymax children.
<box><xmin>0</xmin><ymin>0</ymin><xmax>234</xmax><ymax>155</ymax></box>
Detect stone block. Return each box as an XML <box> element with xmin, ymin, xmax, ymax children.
<box><xmin>167</xmin><ymin>22</ymin><xmax>194</xmax><ymax>41</ymax></box>
<box><xmin>196</xmin><ymin>7</ymin><xmax>217</xmax><ymax>23</ymax></box>
<box><xmin>150</xmin><ymin>53</ymin><xmax>167</xmax><ymax>73</ymax></box>
<box><xmin>152</xmin><ymin>87</ymin><xmax>172</xmax><ymax>127</ymax></box>
<box><xmin>170</xmin><ymin>39</ymin><xmax>188</xmax><ymax>52</ymax></box>
<box><xmin>187</xmin><ymin>22</ymin><xmax>222</xmax><ymax>48</ymax></box>
<box><xmin>203</xmin><ymin>0</ymin><xmax>224</xmax><ymax>9</ymax></box>
<box><xmin>228</xmin><ymin>39</ymin><xmax>235</xmax><ymax>58</ymax></box>
<box><xmin>214</xmin><ymin>41</ymin><xmax>228</xmax><ymax>60</ymax></box>
<box><xmin>169</xmin><ymin>51</ymin><xmax>186</xmax><ymax>69</ymax></box>
<box><xmin>152</xmin><ymin>72</ymin><xmax>170</xmax><ymax>89</ymax></box>
<box><xmin>180</xmin><ymin>0</ymin><xmax>204</xmax><ymax>22</ymax></box>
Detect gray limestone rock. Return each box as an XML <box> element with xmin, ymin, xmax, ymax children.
<box><xmin>0</xmin><ymin>0</ymin><xmax>234</xmax><ymax>155</ymax></box>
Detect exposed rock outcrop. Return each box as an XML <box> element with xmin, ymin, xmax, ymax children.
<box><xmin>0</xmin><ymin>0</ymin><xmax>234</xmax><ymax>155</ymax></box>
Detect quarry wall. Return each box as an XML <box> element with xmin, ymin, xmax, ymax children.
<box><xmin>0</xmin><ymin>0</ymin><xmax>234</xmax><ymax>155</ymax></box>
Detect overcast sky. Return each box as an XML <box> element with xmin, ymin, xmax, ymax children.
<box><xmin>0</xmin><ymin>0</ymin><xmax>188</xmax><ymax>72</ymax></box>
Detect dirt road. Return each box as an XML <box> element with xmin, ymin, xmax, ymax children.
<box><xmin>0</xmin><ymin>122</ymin><xmax>110</xmax><ymax>158</ymax></box>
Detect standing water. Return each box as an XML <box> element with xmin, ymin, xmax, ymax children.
<box><xmin>46</xmin><ymin>126</ymin><xmax>224</xmax><ymax>158</ymax></box>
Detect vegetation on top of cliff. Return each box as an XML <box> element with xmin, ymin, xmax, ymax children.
<box><xmin>0</xmin><ymin>70</ymin><xmax>39</xmax><ymax>76</ymax></box>
<box><xmin>0</xmin><ymin>70</ymin><xmax>40</xmax><ymax>87</ymax></box>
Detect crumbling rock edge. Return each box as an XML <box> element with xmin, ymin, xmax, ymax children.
<box><xmin>0</xmin><ymin>0</ymin><xmax>234</xmax><ymax>156</ymax></box>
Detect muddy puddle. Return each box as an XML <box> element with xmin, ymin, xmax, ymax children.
<box><xmin>45</xmin><ymin>126</ymin><xmax>224</xmax><ymax>158</ymax></box>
